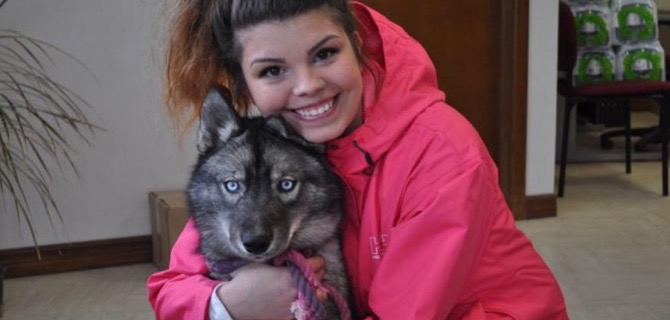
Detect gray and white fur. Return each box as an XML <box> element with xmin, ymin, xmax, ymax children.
<box><xmin>187</xmin><ymin>85</ymin><xmax>351</xmax><ymax>318</ymax></box>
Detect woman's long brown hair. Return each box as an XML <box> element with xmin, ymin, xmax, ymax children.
<box><xmin>163</xmin><ymin>0</ymin><xmax>231</xmax><ymax>137</ymax></box>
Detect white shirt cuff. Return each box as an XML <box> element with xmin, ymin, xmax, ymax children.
<box><xmin>209</xmin><ymin>282</ymin><xmax>234</xmax><ymax>320</ymax></box>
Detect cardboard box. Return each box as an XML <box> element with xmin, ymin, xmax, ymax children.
<box><xmin>149</xmin><ymin>190</ymin><xmax>190</xmax><ymax>270</ymax></box>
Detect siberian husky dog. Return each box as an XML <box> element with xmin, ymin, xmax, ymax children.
<box><xmin>187</xmin><ymin>86</ymin><xmax>350</xmax><ymax>318</ymax></box>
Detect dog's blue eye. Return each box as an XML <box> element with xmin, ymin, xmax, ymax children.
<box><xmin>223</xmin><ymin>180</ymin><xmax>240</xmax><ymax>193</ymax></box>
<box><xmin>278</xmin><ymin>179</ymin><xmax>296</xmax><ymax>192</ymax></box>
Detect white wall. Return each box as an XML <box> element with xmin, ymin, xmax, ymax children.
<box><xmin>526</xmin><ymin>0</ymin><xmax>559</xmax><ymax>196</ymax></box>
<box><xmin>0</xmin><ymin>0</ymin><xmax>197</xmax><ymax>249</ymax></box>
<box><xmin>0</xmin><ymin>0</ymin><xmax>558</xmax><ymax>250</ymax></box>
<box><xmin>658</xmin><ymin>0</ymin><xmax>670</xmax><ymax>10</ymax></box>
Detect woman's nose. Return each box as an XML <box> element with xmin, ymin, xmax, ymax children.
<box><xmin>292</xmin><ymin>67</ymin><xmax>325</xmax><ymax>97</ymax></box>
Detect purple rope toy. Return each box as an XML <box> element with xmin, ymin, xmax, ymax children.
<box><xmin>207</xmin><ymin>250</ymin><xmax>351</xmax><ymax>320</ymax></box>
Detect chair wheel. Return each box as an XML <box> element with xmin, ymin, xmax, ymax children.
<box><xmin>600</xmin><ymin>136</ymin><xmax>614</xmax><ymax>149</ymax></box>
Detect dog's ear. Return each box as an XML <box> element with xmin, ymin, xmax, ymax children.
<box><xmin>265</xmin><ymin>115</ymin><xmax>326</xmax><ymax>154</ymax></box>
<box><xmin>197</xmin><ymin>85</ymin><xmax>240</xmax><ymax>153</ymax></box>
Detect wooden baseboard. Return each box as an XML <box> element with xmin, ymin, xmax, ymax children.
<box><xmin>0</xmin><ymin>194</ymin><xmax>556</xmax><ymax>278</ymax></box>
<box><xmin>525</xmin><ymin>194</ymin><xmax>557</xmax><ymax>219</ymax></box>
<box><xmin>0</xmin><ymin>236</ymin><xmax>152</xmax><ymax>278</ymax></box>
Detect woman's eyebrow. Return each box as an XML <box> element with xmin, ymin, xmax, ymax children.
<box><xmin>249</xmin><ymin>35</ymin><xmax>340</xmax><ymax>67</ymax></box>
<box><xmin>250</xmin><ymin>57</ymin><xmax>284</xmax><ymax>67</ymax></box>
<box><xmin>308</xmin><ymin>35</ymin><xmax>339</xmax><ymax>56</ymax></box>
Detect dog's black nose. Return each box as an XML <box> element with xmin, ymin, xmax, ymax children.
<box><xmin>241</xmin><ymin>233</ymin><xmax>272</xmax><ymax>254</ymax></box>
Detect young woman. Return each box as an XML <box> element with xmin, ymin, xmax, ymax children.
<box><xmin>147</xmin><ymin>0</ymin><xmax>569</xmax><ymax>319</ymax></box>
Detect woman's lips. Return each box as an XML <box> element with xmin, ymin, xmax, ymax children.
<box><xmin>294</xmin><ymin>97</ymin><xmax>336</xmax><ymax>120</ymax></box>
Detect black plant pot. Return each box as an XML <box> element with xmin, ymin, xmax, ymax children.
<box><xmin>0</xmin><ymin>265</ymin><xmax>5</xmax><ymax>318</ymax></box>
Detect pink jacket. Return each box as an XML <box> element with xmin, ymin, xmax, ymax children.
<box><xmin>148</xmin><ymin>2</ymin><xmax>568</xmax><ymax>319</ymax></box>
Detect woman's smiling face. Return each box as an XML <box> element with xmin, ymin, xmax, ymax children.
<box><xmin>237</xmin><ymin>7</ymin><xmax>363</xmax><ymax>143</ymax></box>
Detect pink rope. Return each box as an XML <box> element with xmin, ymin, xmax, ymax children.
<box><xmin>274</xmin><ymin>250</ymin><xmax>351</xmax><ymax>320</ymax></box>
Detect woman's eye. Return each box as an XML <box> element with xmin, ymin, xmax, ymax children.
<box><xmin>222</xmin><ymin>180</ymin><xmax>241</xmax><ymax>193</ymax></box>
<box><xmin>278</xmin><ymin>178</ymin><xmax>296</xmax><ymax>192</ymax></box>
<box><xmin>315</xmin><ymin>48</ymin><xmax>339</xmax><ymax>62</ymax></box>
<box><xmin>259</xmin><ymin>66</ymin><xmax>282</xmax><ymax>78</ymax></box>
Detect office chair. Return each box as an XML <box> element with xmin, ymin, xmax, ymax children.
<box><xmin>599</xmin><ymin>55</ymin><xmax>669</xmax><ymax>151</ymax></box>
<box><xmin>557</xmin><ymin>1</ymin><xmax>669</xmax><ymax>197</ymax></box>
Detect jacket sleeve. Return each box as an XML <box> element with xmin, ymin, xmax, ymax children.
<box><xmin>365</xmin><ymin>152</ymin><xmax>500</xmax><ymax>319</ymax></box>
<box><xmin>147</xmin><ymin>218</ymin><xmax>221</xmax><ymax>320</ymax></box>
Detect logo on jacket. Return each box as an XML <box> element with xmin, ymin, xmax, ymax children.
<box><xmin>369</xmin><ymin>234</ymin><xmax>389</xmax><ymax>260</ymax></box>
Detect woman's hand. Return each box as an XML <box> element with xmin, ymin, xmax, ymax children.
<box><xmin>306</xmin><ymin>255</ymin><xmax>328</xmax><ymax>302</ymax></box>
<box><xmin>217</xmin><ymin>255</ymin><xmax>327</xmax><ymax>320</ymax></box>
<box><xmin>218</xmin><ymin>263</ymin><xmax>296</xmax><ymax>320</ymax></box>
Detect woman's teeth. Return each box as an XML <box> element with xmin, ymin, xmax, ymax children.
<box><xmin>295</xmin><ymin>100</ymin><xmax>333</xmax><ymax>118</ymax></box>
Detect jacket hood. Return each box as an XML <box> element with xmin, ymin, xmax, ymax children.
<box><xmin>327</xmin><ymin>2</ymin><xmax>447</xmax><ymax>174</ymax></box>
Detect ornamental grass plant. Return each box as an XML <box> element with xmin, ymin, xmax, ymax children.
<box><xmin>0</xmin><ymin>0</ymin><xmax>101</xmax><ymax>258</ymax></box>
